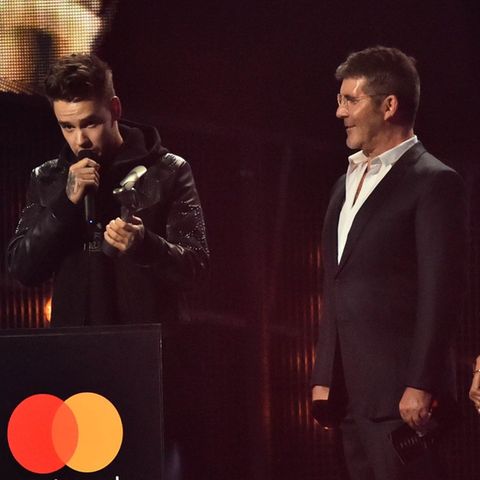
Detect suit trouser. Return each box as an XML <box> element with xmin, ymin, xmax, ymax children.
<box><xmin>340</xmin><ymin>414</ymin><xmax>443</xmax><ymax>480</ymax></box>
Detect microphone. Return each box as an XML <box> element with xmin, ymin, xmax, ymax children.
<box><xmin>77</xmin><ymin>149</ymin><xmax>99</xmax><ymax>226</ymax></box>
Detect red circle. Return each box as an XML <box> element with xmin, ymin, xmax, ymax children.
<box><xmin>7</xmin><ymin>394</ymin><xmax>77</xmax><ymax>474</ymax></box>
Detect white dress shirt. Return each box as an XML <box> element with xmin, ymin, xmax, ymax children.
<box><xmin>337</xmin><ymin>136</ymin><xmax>418</xmax><ymax>263</ymax></box>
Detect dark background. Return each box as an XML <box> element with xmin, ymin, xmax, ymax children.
<box><xmin>2</xmin><ymin>1</ymin><xmax>480</xmax><ymax>479</ymax></box>
<box><xmin>102</xmin><ymin>0</ymin><xmax>479</xmax><ymax>161</ymax></box>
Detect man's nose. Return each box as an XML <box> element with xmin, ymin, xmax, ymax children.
<box><xmin>336</xmin><ymin>104</ymin><xmax>348</xmax><ymax>119</ymax></box>
<box><xmin>75</xmin><ymin>129</ymin><xmax>92</xmax><ymax>149</ymax></box>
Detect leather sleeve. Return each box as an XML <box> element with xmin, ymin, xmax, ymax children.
<box><xmin>127</xmin><ymin>158</ymin><xmax>209</xmax><ymax>290</ymax></box>
<box><xmin>6</xmin><ymin>168</ymin><xmax>82</xmax><ymax>286</ymax></box>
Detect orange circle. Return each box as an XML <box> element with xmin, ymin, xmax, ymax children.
<box><xmin>64</xmin><ymin>392</ymin><xmax>123</xmax><ymax>473</ymax></box>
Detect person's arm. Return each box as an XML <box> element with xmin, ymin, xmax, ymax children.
<box><xmin>469</xmin><ymin>356</ymin><xmax>480</xmax><ymax>412</ymax></box>
<box><xmin>7</xmin><ymin>166</ymin><xmax>84</xmax><ymax>286</ymax></box>
<box><xmin>400</xmin><ymin>168</ymin><xmax>467</xmax><ymax>430</ymax></box>
<box><xmin>104</xmin><ymin>158</ymin><xmax>209</xmax><ymax>289</ymax></box>
<box><xmin>7</xmin><ymin>157</ymin><xmax>99</xmax><ymax>286</ymax></box>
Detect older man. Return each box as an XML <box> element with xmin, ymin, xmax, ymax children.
<box><xmin>312</xmin><ymin>46</ymin><xmax>466</xmax><ymax>480</ymax></box>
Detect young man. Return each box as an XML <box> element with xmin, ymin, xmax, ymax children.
<box><xmin>7</xmin><ymin>53</ymin><xmax>209</xmax><ymax>479</ymax></box>
<box><xmin>7</xmin><ymin>53</ymin><xmax>208</xmax><ymax>327</ymax></box>
<box><xmin>311</xmin><ymin>46</ymin><xmax>466</xmax><ymax>479</ymax></box>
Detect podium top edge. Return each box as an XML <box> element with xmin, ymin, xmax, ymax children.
<box><xmin>0</xmin><ymin>323</ymin><xmax>163</xmax><ymax>338</ymax></box>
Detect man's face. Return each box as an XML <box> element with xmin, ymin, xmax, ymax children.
<box><xmin>53</xmin><ymin>97</ymin><xmax>121</xmax><ymax>160</ymax></box>
<box><xmin>336</xmin><ymin>77</ymin><xmax>386</xmax><ymax>157</ymax></box>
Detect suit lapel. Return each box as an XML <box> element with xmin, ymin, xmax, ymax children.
<box><xmin>335</xmin><ymin>142</ymin><xmax>426</xmax><ymax>276</ymax></box>
<box><xmin>323</xmin><ymin>177</ymin><xmax>345</xmax><ymax>274</ymax></box>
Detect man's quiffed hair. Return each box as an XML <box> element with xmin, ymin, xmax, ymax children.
<box><xmin>336</xmin><ymin>46</ymin><xmax>420</xmax><ymax>126</ymax></box>
<box><xmin>44</xmin><ymin>53</ymin><xmax>115</xmax><ymax>104</ymax></box>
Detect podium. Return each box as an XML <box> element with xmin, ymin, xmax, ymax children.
<box><xmin>0</xmin><ymin>324</ymin><xmax>164</xmax><ymax>479</ymax></box>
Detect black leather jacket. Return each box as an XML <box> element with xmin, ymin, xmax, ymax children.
<box><xmin>7</xmin><ymin>121</ymin><xmax>209</xmax><ymax>326</ymax></box>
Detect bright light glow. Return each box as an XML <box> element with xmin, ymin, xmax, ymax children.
<box><xmin>44</xmin><ymin>296</ymin><xmax>52</xmax><ymax>323</ymax></box>
<box><xmin>0</xmin><ymin>1</ymin><xmax>114</xmax><ymax>93</ymax></box>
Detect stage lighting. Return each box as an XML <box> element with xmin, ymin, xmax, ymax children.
<box><xmin>0</xmin><ymin>0</ymin><xmax>116</xmax><ymax>94</ymax></box>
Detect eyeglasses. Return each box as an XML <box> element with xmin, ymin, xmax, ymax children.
<box><xmin>336</xmin><ymin>93</ymin><xmax>388</xmax><ymax>109</ymax></box>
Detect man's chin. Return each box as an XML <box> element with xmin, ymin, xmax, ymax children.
<box><xmin>346</xmin><ymin>138</ymin><xmax>360</xmax><ymax>150</ymax></box>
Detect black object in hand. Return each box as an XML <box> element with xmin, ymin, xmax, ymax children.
<box><xmin>312</xmin><ymin>399</ymin><xmax>343</xmax><ymax>429</ymax></box>
<box><xmin>77</xmin><ymin>149</ymin><xmax>99</xmax><ymax>226</ymax></box>
<box><xmin>389</xmin><ymin>398</ymin><xmax>458</xmax><ymax>465</ymax></box>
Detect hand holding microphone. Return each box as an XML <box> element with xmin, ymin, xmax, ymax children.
<box><xmin>66</xmin><ymin>150</ymin><xmax>100</xmax><ymax>225</ymax></box>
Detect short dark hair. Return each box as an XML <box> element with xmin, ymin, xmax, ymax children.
<box><xmin>336</xmin><ymin>46</ymin><xmax>420</xmax><ymax>126</ymax></box>
<box><xmin>44</xmin><ymin>53</ymin><xmax>115</xmax><ymax>104</ymax></box>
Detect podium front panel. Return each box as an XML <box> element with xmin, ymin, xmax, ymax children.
<box><xmin>0</xmin><ymin>324</ymin><xmax>164</xmax><ymax>480</ymax></box>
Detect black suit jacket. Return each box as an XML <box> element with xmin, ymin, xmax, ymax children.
<box><xmin>311</xmin><ymin>142</ymin><xmax>467</xmax><ymax>419</ymax></box>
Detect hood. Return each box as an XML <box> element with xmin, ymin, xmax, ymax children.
<box><xmin>58</xmin><ymin>119</ymin><xmax>169</xmax><ymax>187</ymax></box>
<box><xmin>115</xmin><ymin>119</ymin><xmax>169</xmax><ymax>170</ymax></box>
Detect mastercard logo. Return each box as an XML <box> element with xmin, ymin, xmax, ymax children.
<box><xmin>7</xmin><ymin>392</ymin><xmax>123</xmax><ymax>474</ymax></box>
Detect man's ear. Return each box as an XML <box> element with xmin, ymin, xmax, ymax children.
<box><xmin>383</xmin><ymin>94</ymin><xmax>399</xmax><ymax>120</ymax></box>
<box><xmin>110</xmin><ymin>96</ymin><xmax>122</xmax><ymax>122</ymax></box>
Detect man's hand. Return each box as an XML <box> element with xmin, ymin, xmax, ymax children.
<box><xmin>66</xmin><ymin>158</ymin><xmax>100</xmax><ymax>204</ymax></box>
<box><xmin>104</xmin><ymin>216</ymin><xmax>145</xmax><ymax>253</ymax></box>
<box><xmin>312</xmin><ymin>385</ymin><xmax>330</xmax><ymax>401</ymax></box>
<box><xmin>399</xmin><ymin>386</ymin><xmax>433</xmax><ymax>433</ymax></box>
<box><xmin>469</xmin><ymin>356</ymin><xmax>480</xmax><ymax>413</ymax></box>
